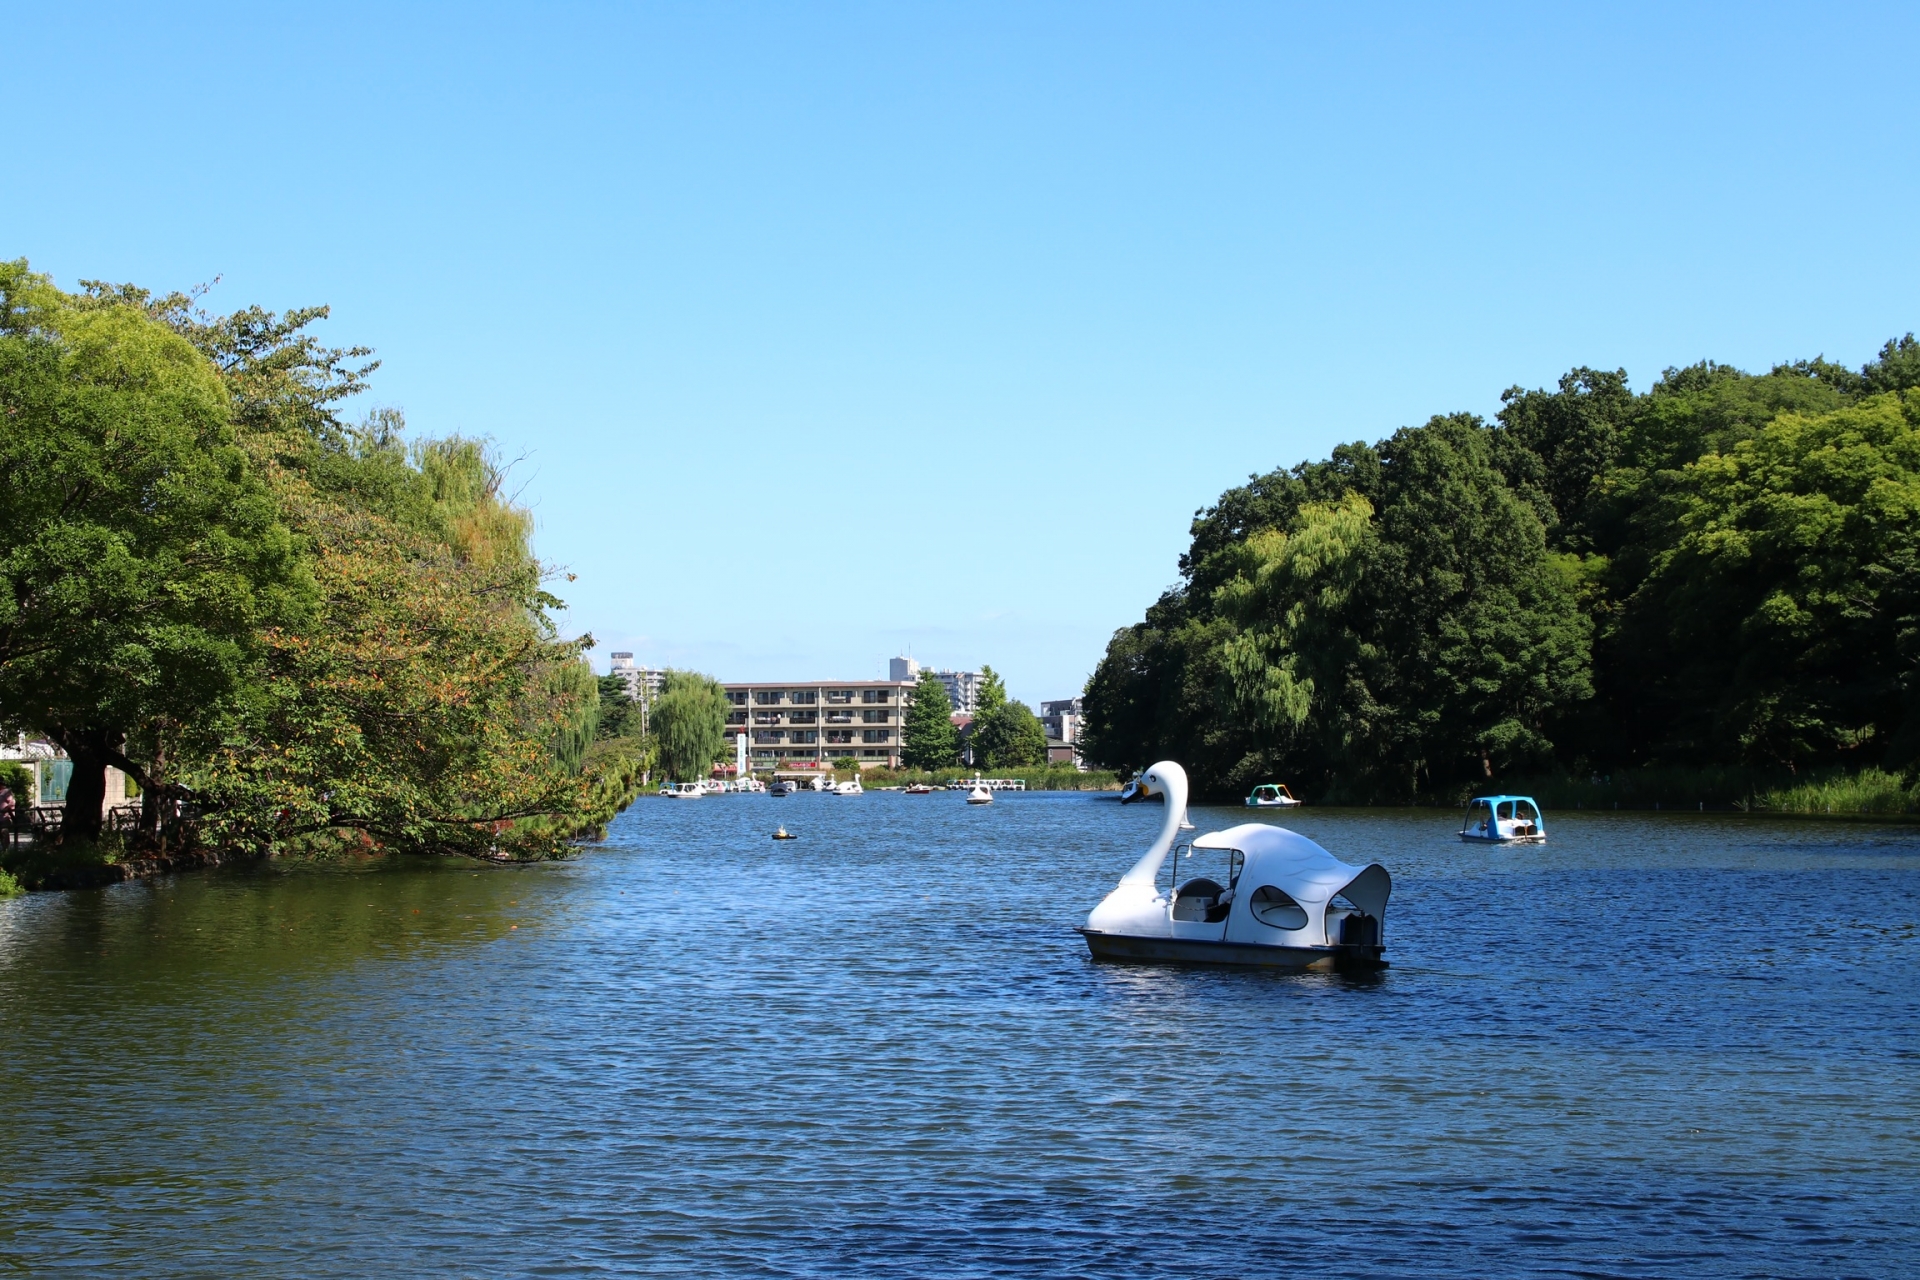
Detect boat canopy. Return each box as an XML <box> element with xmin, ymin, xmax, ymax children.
<box><xmin>1191</xmin><ymin>823</ymin><xmax>1390</xmax><ymax>920</ymax></box>
<box><xmin>1467</xmin><ymin>794</ymin><xmax>1538</xmax><ymax>808</ymax></box>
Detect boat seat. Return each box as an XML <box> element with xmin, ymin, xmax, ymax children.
<box><xmin>1172</xmin><ymin>877</ymin><xmax>1229</xmax><ymax>922</ymax></box>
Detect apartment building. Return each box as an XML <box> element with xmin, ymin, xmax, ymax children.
<box><xmin>887</xmin><ymin>656</ymin><xmax>985</xmax><ymax>714</ymax></box>
<box><xmin>1040</xmin><ymin>697</ymin><xmax>1086</xmax><ymax>769</ymax></box>
<box><xmin>608</xmin><ymin>652</ymin><xmax>665</xmax><ymax>704</ymax></box>
<box><xmin>723</xmin><ymin>680</ymin><xmax>913</xmax><ymax>769</ymax></box>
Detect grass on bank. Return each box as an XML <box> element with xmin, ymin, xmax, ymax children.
<box><xmin>1494</xmin><ymin>765</ymin><xmax>1920</xmax><ymax>816</ymax></box>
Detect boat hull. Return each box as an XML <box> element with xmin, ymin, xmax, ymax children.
<box><xmin>1076</xmin><ymin>928</ymin><xmax>1384</xmax><ymax>970</ymax></box>
<box><xmin>1458</xmin><ymin>833</ymin><xmax>1545</xmax><ymax>844</ymax></box>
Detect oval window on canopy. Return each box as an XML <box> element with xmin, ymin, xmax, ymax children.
<box><xmin>1249</xmin><ymin>885</ymin><xmax>1308</xmax><ymax>930</ymax></box>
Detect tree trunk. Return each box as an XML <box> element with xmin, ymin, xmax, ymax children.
<box><xmin>56</xmin><ymin>728</ymin><xmax>122</xmax><ymax>845</ymax></box>
<box><xmin>139</xmin><ymin>740</ymin><xmax>169</xmax><ymax>844</ymax></box>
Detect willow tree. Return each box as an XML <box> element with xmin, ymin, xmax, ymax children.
<box><xmin>650</xmin><ymin>671</ymin><xmax>731</xmax><ymax>782</ymax></box>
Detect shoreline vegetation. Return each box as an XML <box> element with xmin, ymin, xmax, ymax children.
<box><xmin>0</xmin><ymin>261</ymin><xmax>651</xmax><ymax>893</ymax></box>
<box><xmin>1080</xmin><ymin>339</ymin><xmax>1920</xmax><ymax>815</ymax></box>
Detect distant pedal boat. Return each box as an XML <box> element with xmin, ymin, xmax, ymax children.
<box><xmin>1079</xmin><ymin>761</ymin><xmax>1389</xmax><ymax>970</ymax></box>
<box><xmin>1459</xmin><ymin>795</ymin><xmax>1546</xmax><ymax>843</ymax></box>
<box><xmin>663</xmin><ymin>782</ymin><xmax>705</xmax><ymax>800</ymax></box>
<box><xmin>1245</xmin><ymin>783</ymin><xmax>1301</xmax><ymax>808</ymax></box>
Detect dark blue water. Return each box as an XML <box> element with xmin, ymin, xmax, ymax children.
<box><xmin>2</xmin><ymin>793</ymin><xmax>1916</xmax><ymax>1277</ymax></box>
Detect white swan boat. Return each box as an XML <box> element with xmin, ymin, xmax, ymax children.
<box><xmin>966</xmin><ymin>785</ymin><xmax>993</xmax><ymax>804</ymax></box>
<box><xmin>663</xmin><ymin>781</ymin><xmax>705</xmax><ymax>800</ymax></box>
<box><xmin>1078</xmin><ymin>761</ymin><xmax>1390</xmax><ymax>969</ymax></box>
<box><xmin>1459</xmin><ymin>795</ymin><xmax>1546</xmax><ymax>843</ymax></box>
<box><xmin>829</xmin><ymin>778</ymin><xmax>864</xmax><ymax>796</ymax></box>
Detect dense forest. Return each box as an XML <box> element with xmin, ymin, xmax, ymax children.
<box><xmin>1080</xmin><ymin>338</ymin><xmax>1920</xmax><ymax>803</ymax></box>
<box><xmin>0</xmin><ymin>261</ymin><xmax>648</xmax><ymax>878</ymax></box>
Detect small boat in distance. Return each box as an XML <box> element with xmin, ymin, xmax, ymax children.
<box><xmin>904</xmin><ymin>783</ymin><xmax>934</xmax><ymax>794</ymax></box>
<box><xmin>663</xmin><ymin>782</ymin><xmax>705</xmax><ymax>800</ymax></box>
<box><xmin>1079</xmin><ymin>760</ymin><xmax>1390</xmax><ymax>969</ymax></box>
<box><xmin>966</xmin><ymin>785</ymin><xmax>993</xmax><ymax>805</ymax></box>
<box><xmin>772</xmin><ymin>826</ymin><xmax>797</xmax><ymax>840</ymax></box>
<box><xmin>1460</xmin><ymin>795</ymin><xmax>1546</xmax><ymax>844</ymax></box>
<box><xmin>829</xmin><ymin>778</ymin><xmax>864</xmax><ymax>796</ymax></box>
<box><xmin>1245</xmin><ymin>784</ymin><xmax>1301</xmax><ymax>808</ymax></box>
<box><xmin>768</xmin><ymin>780</ymin><xmax>793</xmax><ymax>797</ymax></box>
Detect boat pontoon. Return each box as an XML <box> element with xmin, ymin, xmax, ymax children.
<box><xmin>1079</xmin><ymin>761</ymin><xmax>1389</xmax><ymax>969</ymax></box>
<box><xmin>1245</xmin><ymin>783</ymin><xmax>1301</xmax><ymax>808</ymax></box>
<box><xmin>1459</xmin><ymin>795</ymin><xmax>1546</xmax><ymax>843</ymax></box>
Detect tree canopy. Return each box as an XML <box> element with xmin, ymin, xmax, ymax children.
<box><xmin>0</xmin><ymin>260</ymin><xmax>613</xmax><ymax>858</ymax></box>
<box><xmin>901</xmin><ymin>669</ymin><xmax>959</xmax><ymax>768</ymax></box>
<box><xmin>649</xmin><ymin>671</ymin><xmax>730</xmax><ymax>782</ymax></box>
<box><xmin>1082</xmin><ymin>335</ymin><xmax>1920</xmax><ymax>799</ymax></box>
<box><xmin>972</xmin><ymin>699</ymin><xmax>1048</xmax><ymax>769</ymax></box>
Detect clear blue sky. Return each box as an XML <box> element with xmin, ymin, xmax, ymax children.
<box><xmin>7</xmin><ymin>2</ymin><xmax>1917</xmax><ymax>705</ymax></box>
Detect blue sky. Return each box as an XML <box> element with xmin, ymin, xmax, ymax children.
<box><xmin>7</xmin><ymin>2</ymin><xmax>1917</xmax><ymax>705</ymax></box>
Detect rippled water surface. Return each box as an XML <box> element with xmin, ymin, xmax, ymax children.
<box><xmin>3</xmin><ymin>793</ymin><xmax>1917</xmax><ymax>1278</ymax></box>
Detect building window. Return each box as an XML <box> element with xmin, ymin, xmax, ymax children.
<box><xmin>825</xmin><ymin>711</ymin><xmax>853</xmax><ymax>724</ymax></box>
<box><xmin>860</xmin><ymin>709</ymin><xmax>889</xmax><ymax>723</ymax></box>
<box><xmin>727</xmin><ymin>691</ymin><xmax>748</xmax><ymax>705</ymax></box>
<box><xmin>825</xmin><ymin>689</ymin><xmax>854</xmax><ymax>703</ymax></box>
<box><xmin>792</xmin><ymin>730</ymin><xmax>817</xmax><ymax>744</ymax></box>
<box><xmin>40</xmin><ymin>760</ymin><xmax>73</xmax><ymax>803</ymax></box>
<box><xmin>861</xmin><ymin>689</ymin><xmax>887</xmax><ymax>704</ymax></box>
<box><xmin>754</xmin><ymin>692</ymin><xmax>783</xmax><ymax>705</ymax></box>
<box><xmin>727</xmin><ymin>711</ymin><xmax>747</xmax><ymax>725</ymax></box>
<box><xmin>788</xmin><ymin>711</ymin><xmax>817</xmax><ymax>724</ymax></box>
<box><xmin>862</xmin><ymin>729</ymin><xmax>891</xmax><ymax>743</ymax></box>
<box><xmin>790</xmin><ymin>690</ymin><xmax>818</xmax><ymax>705</ymax></box>
<box><xmin>825</xmin><ymin>730</ymin><xmax>854</xmax><ymax>744</ymax></box>
<box><xmin>754</xmin><ymin>731</ymin><xmax>784</xmax><ymax>744</ymax></box>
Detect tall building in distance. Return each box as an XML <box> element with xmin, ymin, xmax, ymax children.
<box><xmin>608</xmin><ymin>653</ymin><xmax>665</xmax><ymax>705</ymax></box>
<box><xmin>890</xmin><ymin>656</ymin><xmax>986</xmax><ymax>715</ymax></box>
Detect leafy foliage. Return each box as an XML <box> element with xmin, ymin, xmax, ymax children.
<box><xmin>901</xmin><ymin>669</ymin><xmax>959</xmax><ymax>768</ymax></box>
<box><xmin>971</xmin><ymin>699</ymin><xmax>1048</xmax><ymax>769</ymax></box>
<box><xmin>0</xmin><ymin>260</ymin><xmax>616</xmax><ymax>859</ymax></box>
<box><xmin>650</xmin><ymin>670</ymin><xmax>730</xmax><ymax>782</ymax></box>
<box><xmin>0</xmin><ymin>262</ymin><xmax>310</xmax><ymax>839</ymax></box>
<box><xmin>1083</xmin><ymin>335</ymin><xmax>1920</xmax><ymax>798</ymax></box>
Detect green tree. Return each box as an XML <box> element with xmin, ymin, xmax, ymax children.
<box><xmin>973</xmin><ymin>699</ymin><xmax>1048</xmax><ymax>769</ymax></box>
<box><xmin>975</xmin><ymin>665</ymin><xmax>1007</xmax><ymax>720</ymax></box>
<box><xmin>650</xmin><ymin>670</ymin><xmax>730</xmax><ymax>782</ymax></box>
<box><xmin>596</xmin><ymin>674</ymin><xmax>645</xmax><ymax>739</ymax></box>
<box><xmin>109</xmin><ymin>278</ymin><xmax>603</xmax><ymax>857</ymax></box>
<box><xmin>1614</xmin><ymin>392</ymin><xmax>1920</xmax><ymax>770</ymax></box>
<box><xmin>0</xmin><ymin>262</ymin><xmax>309</xmax><ymax>842</ymax></box>
<box><xmin>901</xmin><ymin>669</ymin><xmax>958</xmax><ymax>768</ymax></box>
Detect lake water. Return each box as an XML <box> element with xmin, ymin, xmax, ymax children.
<box><xmin>2</xmin><ymin>793</ymin><xmax>1916</xmax><ymax>1278</ymax></box>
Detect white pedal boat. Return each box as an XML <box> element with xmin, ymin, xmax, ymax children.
<box><xmin>1078</xmin><ymin>761</ymin><xmax>1389</xmax><ymax>970</ymax></box>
